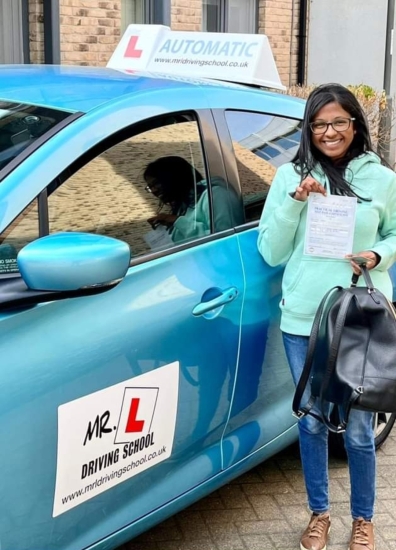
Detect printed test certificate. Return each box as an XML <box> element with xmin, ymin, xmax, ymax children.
<box><xmin>304</xmin><ymin>193</ymin><xmax>357</xmax><ymax>259</ymax></box>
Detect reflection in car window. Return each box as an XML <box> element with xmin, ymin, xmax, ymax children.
<box><xmin>47</xmin><ymin>116</ymin><xmax>210</xmax><ymax>258</ymax></box>
<box><xmin>225</xmin><ymin>110</ymin><xmax>302</xmax><ymax>223</ymax></box>
<box><xmin>0</xmin><ymin>101</ymin><xmax>70</xmax><ymax>172</ymax></box>
<box><xmin>0</xmin><ymin>199</ymin><xmax>39</xmax><ymax>274</ymax></box>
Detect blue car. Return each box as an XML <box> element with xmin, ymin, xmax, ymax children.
<box><xmin>0</xmin><ymin>64</ymin><xmax>394</xmax><ymax>550</ymax></box>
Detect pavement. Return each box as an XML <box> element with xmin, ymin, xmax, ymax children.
<box><xmin>119</xmin><ymin>426</ymin><xmax>396</xmax><ymax>550</ymax></box>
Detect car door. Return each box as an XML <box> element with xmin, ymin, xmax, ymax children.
<box><xmin>212</xmin><ymin>107</ymin><xmax>304</xmax><ymax>467</ymax></box>
<box><xmin>0</xmin><ymin>107</ymin><xmax>244</xmax><ymax>550</ymax></box>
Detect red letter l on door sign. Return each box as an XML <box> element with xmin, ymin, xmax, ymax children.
<box><xmin>124</xmin><ymin>36</ymin><xmax>143</xmax><ymax>58</ymax></box>
<box><xmin>125</xmin><ymin>398</ymin><xmax>145</xmax><ymax>432</ymax></box>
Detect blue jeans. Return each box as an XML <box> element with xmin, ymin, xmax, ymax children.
<box><xmin>283</xmin><ymin>332</ymin><xmax>376</xmax><ymax>520</ymax></box>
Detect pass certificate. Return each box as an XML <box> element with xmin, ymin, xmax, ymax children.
<box><xmin>304</xmin><ymin>193</ymin><xmax>357</xmax><ymax>259</ymax></box>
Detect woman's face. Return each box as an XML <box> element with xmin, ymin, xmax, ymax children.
<box><xmin>310</xmin><ymin>101</ymin><xmax>356</xmax><ymax>161</ymax></box>
<box><xmin>145</xmin><ymin>176</ymin><xmax>165</xmax><ymax>199</ymax></box>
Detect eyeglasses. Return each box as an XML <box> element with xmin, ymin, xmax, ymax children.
<box><xmin>145</xmin><ymin>179</ymin><xmax>161</xmax><ymax>194</ymax></box>
<box><xmin>309</xmin><ymin>117</ymin><xmax>356</xmax><ymax>135</ymax></box>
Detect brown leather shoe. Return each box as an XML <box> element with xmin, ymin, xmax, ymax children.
<box><xmin>349</xmin><ymin>518</ymin><xmax>375</xmax><ymax>550</ymax></box>
<box><xmin>300</xmin><ymin>512</ymin><xmax>331</xmax><ymax>550</ymax></box>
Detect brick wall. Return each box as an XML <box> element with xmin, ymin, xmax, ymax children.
<box><xmin>28</xmin><ymin>0</ymin><xmax>45</xmax><ymax>64</ymax></box>
<box><xmin>258</xmin><ymin>0</ymin><xmax>300</xmax><ymax>87</ymax></box>
<box><xmin>26</xmin><ymin>0</ymin><xmax>302</xmax><ymax>84</ymax></box>
<box><xmin>171</xmin><ymin>0</ymin><xmax>202</xmax><ymax>31</ymax></box>
<box><xmin>170</xmin><ymin>0</ymin><xmax>300</xmax><ymax>86</ymax></box>
<box><xmin>59</xmin><ymin>0</ymin><xmax>121</xmax><ymax>66</ymax></box>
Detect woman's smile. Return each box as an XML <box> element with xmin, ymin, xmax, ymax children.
<box><xmin>311</xmin><ymin>102</ymin><xmax>355</xmax><ymax>160</ymax></box>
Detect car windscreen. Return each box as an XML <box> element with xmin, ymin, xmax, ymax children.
<box><xmin>0</xmin><ymin>101</ymin><xmax>71</xmax><ymax>172</ymax></box>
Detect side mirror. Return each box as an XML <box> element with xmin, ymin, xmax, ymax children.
<box><xmin>18</xmin><ymin>232</ymin><xmax>131</xmax><ymax>291</ymax></box>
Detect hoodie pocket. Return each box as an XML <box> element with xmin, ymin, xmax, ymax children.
<box><xmin>283</xmin><ymin>263</ymin><xmax>305</xmax><ymax>295</ymax></box>
<box><xmin>281</xmin><ymin>259</ymin><xmax>346</xmax><ymax>318</ymax></box>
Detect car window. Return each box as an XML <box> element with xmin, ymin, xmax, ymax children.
<box><xmin>47</xmin><ymin>116</ymin><xmax>209</xmax><ymax>259</ymax></box>
<box><xmin>0</xmin><ymin>101</ymin><xmax>70</xmax><ymax>172</ymax></box>
<box><xmin>0</xmin><ymin>199</ymin><xmax>39</xmax><ymax>274</ymax></box>
<box><xmin>225</xmin><ymin>110</ymin><xmax>302</xmax><ymax>223</ymax></box>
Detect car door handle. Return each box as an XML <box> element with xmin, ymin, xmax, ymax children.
<box><xmin>192</xmin><ymin>287</ymin><xmax>238</xmax><ymax>316</ymax></box>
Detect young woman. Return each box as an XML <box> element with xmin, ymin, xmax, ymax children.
<box><xmin>258</xmin><ymin>83</ymin><xmax>396</xmax><ymax>550</ymax></box>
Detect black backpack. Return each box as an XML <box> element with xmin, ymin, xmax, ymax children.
<box><xmin>292</xmin><ymin>265</ymin><xmax>396</xmax><ymax>432</ymax></box>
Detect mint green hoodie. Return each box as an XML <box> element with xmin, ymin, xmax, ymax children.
<box><xmin>258</xmin><ymin>153</ymin><xmax>396</xmax><ymax>335</ymax></box>
<box><xmin>171</xmin><ymin>177</ymin><xmax>234</xmax><ymax>243</ymax></box>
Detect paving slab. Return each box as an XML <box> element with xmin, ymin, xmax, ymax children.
<box><xmin>121</xmin><ymin>427</ymin><xmax>396</xmax><ymax>550</ymax></box>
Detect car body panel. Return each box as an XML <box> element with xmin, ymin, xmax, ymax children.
<box><xmin>0</xmin><ymin>65</ymin><xmax>302</xmax><ymax>116</ymax></box>
<box><xmin>222</xmin><ymin>228</ymin><xmax>296</xmax><ymax>467</ymax></box>
<box><xmin>0</xmin><ymin>65</ymin><xmax>202</xmax><ymax>113</ymax></box>
<box><xmin>0</xmin><ymin>235</ymin><xmax>245</xmax><ymax>550</ymax></box>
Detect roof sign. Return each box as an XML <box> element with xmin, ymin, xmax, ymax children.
<box><xmin>107</xmin><ymin>25</ymin><xmax>285</xmax><ymax>91</ymax></box>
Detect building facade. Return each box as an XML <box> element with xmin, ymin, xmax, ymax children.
<box><xmin>0</xmin><ymin>0</ymin><xmax>306</xmax><ymax>87</ymax></box>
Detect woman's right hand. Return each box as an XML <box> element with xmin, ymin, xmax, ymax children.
<box><xmin>293</xmin><ymin>176</ymin><xmax>327</xmax><ymax>202</ymax></box>
<box><xmin>148</xmin><ymin>213</ymin><xmax>178</xmax><ymax>228</ymax></box>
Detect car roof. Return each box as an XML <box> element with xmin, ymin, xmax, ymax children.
<box><xmin>0</xmin><ymin>64</ymin><xmax>304</xmax><ymax>114</ymax></box>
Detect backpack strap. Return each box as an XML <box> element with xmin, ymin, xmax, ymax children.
<box><xmin>360</xmin><ymin>265</ymin><xmax>381</xmax><ymax>304</ymax></box>
<box><xmin>292</xmin><ymin>285</ymin><xmax>341</xmax><ymax>419</ymax></box>
<box><xmin>318</xmin><ymin>290</ymin><xmax>355</xmax><ymax>433</ymax></box>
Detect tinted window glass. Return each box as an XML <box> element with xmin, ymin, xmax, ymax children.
<box><xmin>203</xmin><ymin>0</ymin><xmax>222</xmax><ymax>32</ymax></box>
<box><xmin>47</xmin><ymin>117</ymin><xmax>210</xmax><ymax>259</ymax></box>
<box><xmin>0</xmin><ymin>199</ymin><xmax>39</xmax><ymax>274</ymax></box>
<box><xmin>225</xmin><ymin>110</ymin><xmax>302</xmax><ymax>223</ymax></box>
<box><xmin>0</xmin><ymin>101</ymin><xmax>70</xmax><ymax>172</ymax></box>
<box><xmin>203</xmin><ymin>0</ymin><xmax>256</xmax><ymax>33</ymax></box>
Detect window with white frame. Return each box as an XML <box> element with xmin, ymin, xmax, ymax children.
<box><xmin>202</xmin><ymin>0</ymin><xmax>256</xmax><ymax>33</ymax></box>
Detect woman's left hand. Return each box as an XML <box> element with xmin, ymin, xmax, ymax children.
<box><xmin>345</xmin><ymin>251</ymin><xmax>379</xmax><ymax>275</ymax></box>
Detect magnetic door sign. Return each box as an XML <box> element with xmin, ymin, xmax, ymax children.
<box><xmin>52</xmin><ymin>362</ymin><xmax>179</xmax><ymax>517</ymax></box>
